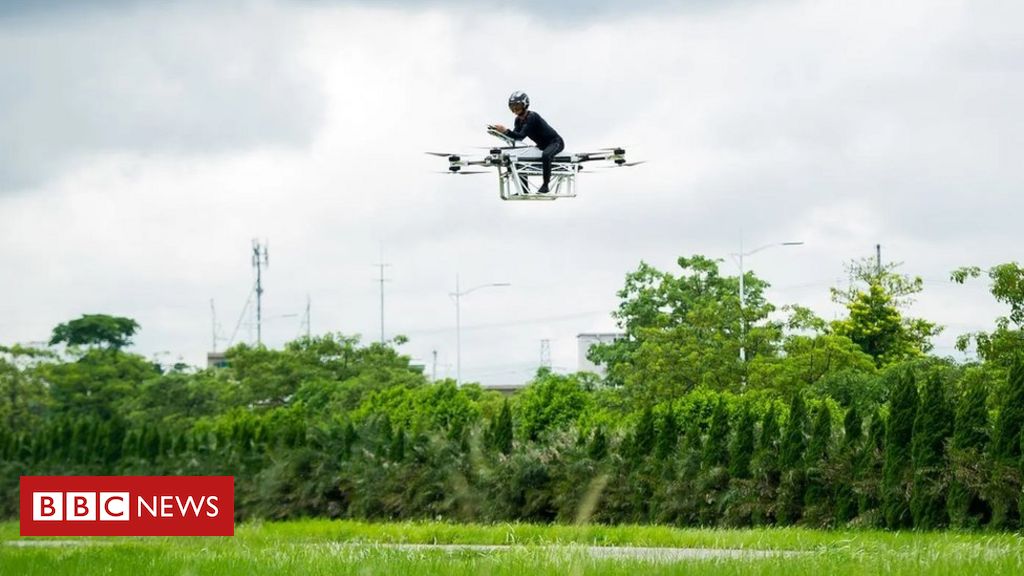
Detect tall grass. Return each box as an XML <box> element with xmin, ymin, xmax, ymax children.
<box><xmin>3</xmin><ymin>520</ymin><xmax>1024</xmax><ymax>575</ymax></box>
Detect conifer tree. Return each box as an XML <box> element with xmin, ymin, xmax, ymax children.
<box><xmin>883</xmin><ymin>370</ymin><xmax>918</xmax><ymax>529</ymax></box>
<box><xmin>804</xmin><ymin>403</ymin><xmax>833</xmax><ymax>517</ymax></box>
<box><xmin>858</xmin><ymin>409</ymin><xmax>886</xmax><ymax>519</ymax></box>
<box><xmin>751</xmin><ymin>405</ymin><xmax>781</xmax><ymax>525</ymax></box>
<box><xmin>729</xmin><ymin>403</ymin><xmax>755</xmax><ymax>479</ymax></box>
<box><xmin>910</xmin><ymin>373</ymin><xmax>953</xmax><ymax>529</ymax></box>
<box><xmin>780</xmin><ymin>394</ymin><xmax>808</xmax><ymax>470</ymax></box>
<box><xmin>703</xmin><ymin>399</ymin><xmax>730</xmax><ymax>469</ymax></box>
<box><xmin>757</xmin><ymin>405</ymin><xmax>780</xmax><ymax>482</ymax></box>
<box><xmin>777</xmin><ymin>394</ymin><xmax>808</xmax><ymax>525</ymax></box>
<box><xmin>388</xmin><ymin>426</ymin><xmax>406</xmax><ymax>462</ymax></box>
<box><xmin>632</xmin><ymin>406</ymin><xmax>657</xmax><ymax>463</ymax></box>
<box><xmin>490</xmin><ymin>400</ymin><xmax>514</xmax><ymax>456</ymax></box>
<box><xmin>835</xmin><ymin>404</ymin><xmax>862</xmax><ymax>523</ymax></box>
<box><xmin>992</xmin><ymin>357</ymin><xmax>1024</xmax><ymax>460</ymax></box>
<box><xmin>588</xmin><ymin>426</ymin><xmax>608</xmax><ymax>461</ymax></box>
<box><xmin>656</xmin><ymin>409</ymin><xmax>679</xmax><ymax>461</ymax></box>
<box><xmin>991</xmin><ymin>357</ymin><xmax>1024</xmax><ymax>529</ymax></box>
<box><xmin>946</xmin><ymin>381</ymin><xmax>989</xmax><ymax>528</ymax></box>
<box><xmin>341</xmin><ymin>422</ymin><xmax>358</xmax><ymax>461</ymax></box>
<box><xmin>844</xmin><ymin>404</ymin><xmax>863</xmax><ymax>447</ymax></box>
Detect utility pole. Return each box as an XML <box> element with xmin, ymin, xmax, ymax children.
<box><xmin>876</xmin><ymin>243</ymin><xmax>882</xmax><ymax>276</ymax></box>
<box><xmin>731</xmin><ymin>239</ymin><xmax>804</xmax><ymax>363</ymax></box>
<box><xmin>210</xmin><ymin>299</ymin><xmax>218</xmax><ymax>352</ymax></box>
<box><xmin>432</xmin><ymin>349</ymin><xmax>438</xmax><ymax>382</ymax></box>
<box><xmin>375</xmin><ymin>246</ymin><xmax>391</xmax><ymax>345</ymax></box>
<box><xmin>299</xmin><ymin>294</ymin><xmax>311</xmax><ymax>340</ymax></box>
<box><xmin>450</xmin><ymin>274</ymin><xmax>510</xmax><ymax>386</ymax></box>
<box><xmin>252</xmin><ymin>239</ymin><xmax>269</xmax><ymax>346</ymax></box>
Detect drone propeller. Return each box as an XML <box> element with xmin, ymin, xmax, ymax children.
<box><xmin>594</xmin><ymin>160</ymin><xmax>646</xmax><ymax>170</ymax></box>
<box><xmin>433</xmin><ymin>169</ymin><xmax>489</xmax><ymax>175</ymax></box>
<box><xmin>426</xmin><ymin>151</ymin><xmax>457</xmax><ymax>157</ymax></box>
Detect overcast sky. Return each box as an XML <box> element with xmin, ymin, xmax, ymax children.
<box><xmin>1</xmin><ymin>0</ymin><xmax>1021</xmax><ymax>385</ymax></box>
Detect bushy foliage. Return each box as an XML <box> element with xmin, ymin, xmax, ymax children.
<box><xmin>3</xmin><ymin>258</ymin><xmax>1023</xmax><ymax>532</ymax></box>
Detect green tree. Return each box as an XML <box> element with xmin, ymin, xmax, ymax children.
<box><xmin>883</xmin><ymin>370</ymin><xmax>918</xmax><ymax>529</ymax></box>
<box><xmin>49</xmin><ymin>314</ymin><xmax>140</xmax><ymax>350</ymax></box>
<box><xmin>589</xmin><ymin>256</ymin><xmax>780</xmax><ymax>399</ymax></box>
<box><xmin>489</xmin><ymin>399</ymin><xmax>514</xmax><ymax>456</ymax></box>
<box><xmin>780</xmin><ymin>394</ymin><xmax>808</xmax><ymax>470</ymax></box>
<box><xmin>0</xmin><ymin>345</ymin><xmax>53</xmax><ymax>431</ymax></box>
<box><xmin>947</xmin><ymin>380</ymin><xmax>990</xmax><ymax>528</ymax></box>
<box><xmin>989</xmin><ymin>357</ymin><xmax>1024</xmax><ymax>529</ymax></box>
<box><xmin>702</xmin><ymin>398</ymin><xmax>730</xmax><ymax>469</ymax></box>
<box><xmin>752</xmin><ymin>405</ymin><xmax>781</xmax><ymax>523</ymax></box>
<box><xmin>655</xmin><ymin>408</ymin><xmax>679</xmax><ymax>461</ymax></box>
<box><xmin>41</xmin><ymin>348</ymin><xmax>157</xmax><ymax>419</ymax></box>
<box><xmin>831</xmin><ymin>258</ymin><xmax>940</xmax><ymax>367</ymax></box>
<box><xmin>952</xmin><ymin>263</ymin><xmax>1024</xmax><ymax>366</ymax></box>
<box><xmin>516</xmin><ymin>371</ymin><xmax>593</xmax><ymax>441</ymax></box>
<box><xmin>804</xmin><ymin>402</ymin><xmax>833</xmax><ymax>523</ymax></box>
<box><xmin>729</xmin><ymin>403</ymin><xmax>755</xmax><ymax>479</ymax></box>
<box><xmin>632</xmin><ymin>406</ymin><xmax>657</xmax><ymax>463</ymax></box>
<box><xmin>834</xmin><ymin>404</ymin><xmax>863</xmax><ymax>523</ymax></box>
<box><xmin>776</xmin><ymin>394</ymin><xmax>808</xmax><ymax>525</ymax></box>
<box><xmin>992</xmin><ymin>357</ymin><xmax>1024</xmax><ymax>461</ymax></box>
<box><xmin>910</xmin><ymin>374</ymin><xmax>953</xmax><ymax>529</ymax></box>
<box><xmin>749</xmin><ymin>306</ymin><xmax>877</xmax><ymax>396</ymax></box>
<box><xmin>857</xmin><ymin>409</ymin><xmax>886</xmax><ymax>522</ymax></box>
<box><xmin>588</xmin><ymin>426</ymin><xmax>608</xmax><ymax>461</ymax></box>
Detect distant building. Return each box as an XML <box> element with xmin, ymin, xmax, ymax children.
<box><xmin>577</xmin><ymin>332</ymin><xmax>624</xmax><ymax>376</ymax></box>
<box><xmin>481</xmin><ymin>383</ymin><xmax>525</xmax><ymax>396</ymax></box>
<box><xmin>207</xmin><ymin>351</ymin><xmax>227</xmax><ymax>369</ymax></box>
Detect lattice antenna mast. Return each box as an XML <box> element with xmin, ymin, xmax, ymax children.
<box><xmin>540</xmin><ymin>339</ymin><xmax>552</xmax><ymax>370</ymax></box>
<box><xmin>252</xmin><ymin>239</ymin><xmax>270</xmax><ymax>346</ymax></box>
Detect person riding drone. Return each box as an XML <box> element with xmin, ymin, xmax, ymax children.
<box><xmin>491</xmin><ymin>91</ymin><xmax>564</xmax><ymax>194</ymax></box>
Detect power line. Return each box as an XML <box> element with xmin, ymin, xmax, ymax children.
<box><xmin>400</xmin><ymin>309</ymin><xmax>608</xmax><ymax>336</ymax></box>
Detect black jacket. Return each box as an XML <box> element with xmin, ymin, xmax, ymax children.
<box><xmin>505</xmin><ymin>111</ymin><xmax>562</xmax><ymax>149</ymax></box>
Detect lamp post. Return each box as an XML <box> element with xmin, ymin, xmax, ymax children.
<box><xmin>450</xmin><ymin>274</ymin><xmax>510</xmax><ymax>386</ymax></box>
<box><xmin>731</xmin><ymin>240</ymin><xmax>804</xmax><ymax>362</ymax></box>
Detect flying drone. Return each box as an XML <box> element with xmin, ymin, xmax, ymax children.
<box><xmin>428</xmin><ymin>127</ymin><xmax>643</xmax><ymax>201</ymax></box>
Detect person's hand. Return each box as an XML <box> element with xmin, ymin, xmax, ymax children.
<box><xmin>491</xmin><ymin>124</ymin><xmax>506</xmax><ymax>133</ymax></box>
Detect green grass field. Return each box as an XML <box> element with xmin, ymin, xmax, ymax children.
<box><xmin>3</xmin><ymin>520</ymin><xmax>1024</xmax><ymax>575</ymax></box>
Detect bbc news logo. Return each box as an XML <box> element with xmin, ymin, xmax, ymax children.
<box><xmin>21</xmin><ymin>476</ymin><xmax>234</xmax><ymax>536</ymax></box>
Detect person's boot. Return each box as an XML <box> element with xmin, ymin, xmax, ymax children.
<box><xmin>537</xmin><ymin>182</ymin><xmax>550</xmax><ymax>194</ymax></box>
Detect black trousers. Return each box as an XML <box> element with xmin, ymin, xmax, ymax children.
<box><xmin>540</xmin><ymin>138</ymin><xmax>565</xmax><ymax>185</ymax></box>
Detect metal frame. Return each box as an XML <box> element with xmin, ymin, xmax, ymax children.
<box><xmin>497</xmin><ymin>152</ymin><xmax>579</xmax><ymax>201</ymax></box>
<box><xmin>434</xmin><ymin>130</ymin><xmax>631</xmax><ymax>202</ymax></box>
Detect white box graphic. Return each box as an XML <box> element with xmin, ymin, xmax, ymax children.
<box><xmin>33</xmin><ymin>492</ymin><xmax>64</xmax><ymax>521</ymax></box>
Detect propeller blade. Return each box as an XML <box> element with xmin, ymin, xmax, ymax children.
<box><xmin>425</xmin><ymin>151</ymin><xmax>458</xmax><ymax>157</ymax></box>
<box><xmin>594</xmin><ymin>160</ymin><xmax>645</xmax><ymax>170</ymax></box>
<box><xmin>432</xmin><ymin>170</ymin><xmax>490</xmax><ymax>175</ymax></box>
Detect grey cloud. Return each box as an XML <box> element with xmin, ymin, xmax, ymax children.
<box><xmin>0</xmin><ymin>3</ymin><xmax>324</xmax><ymax>193</ymax></box>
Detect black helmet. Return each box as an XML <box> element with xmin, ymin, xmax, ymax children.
<box><xmin>508</xmin><ymin>91</ymin><xmax>529</xmax><ymax>111</ymax></box>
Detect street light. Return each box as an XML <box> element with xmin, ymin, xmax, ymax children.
<box><xmin>450</xmin><ymin>274</ymin><xmax>510</xmax><ymax>386</ymax></box>
<box><xmin>730</xmin><ymin>240</ymin><xmax>804</xmax><ymax>362</ymax></box>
